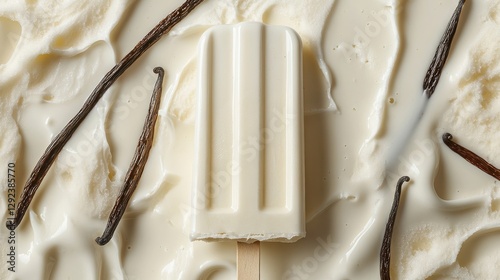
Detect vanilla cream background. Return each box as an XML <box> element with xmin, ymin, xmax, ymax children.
<box><xmin>1</xmin><ymin>0</ymin><xmax>500</xmax><ymax>279</ymax></box>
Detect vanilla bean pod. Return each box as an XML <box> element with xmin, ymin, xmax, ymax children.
<box><xmin>443</xmin><ymin>133</ymin><xmax>500</xmax><ymax>180</ymax></box>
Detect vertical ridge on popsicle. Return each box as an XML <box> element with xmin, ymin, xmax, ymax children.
<box><xmin>192</xmin><ymin>22</ymin><xmax>304</xmax><ymax>242</ymax></box>
<box><xmin>211</xmin><ymin>28</ymin><xmax>234</xmax><ymax>211</ymax></box>
<box><xmin>264</xmin><ymin>27</ymin><xmax>284</xmax><ymax>210</ymax></box>
<box><xmin>196</xmin><ymin>32</ymin><xmax>212</xmax><ymax>210</ymax></box>
<box><xmin>286</xmin><ymin>29</ymin><xmax>303</xmax><ymax>213</ymax></box>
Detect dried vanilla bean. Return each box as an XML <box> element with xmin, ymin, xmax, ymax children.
<box><xmin>380</xmin><ymin>176</ymin><xmax>410</xmax><ymax>280</ymax></box>
<box><xmin>442</xmin><ymin>133</ymin><xmax>500</xmax><ymax>180</ymax></box>
<box><xmin>7</xmin><ymin>0</ymin><xmax>206</xmax><ymax>230</ymax></box>
<box><xmin>423</xmin><ymin>0</ymin><xmax>466</xmax><ymax>98</ymax></box>
<box><xmin>379</xmin><ymin>0</ymin><xmax>465</xmax><ymax>277</ymax></box>
<box><xmin>96</xmin><ymin>67</ymin><xmax>164</xmax><ymax>246</ymax></box>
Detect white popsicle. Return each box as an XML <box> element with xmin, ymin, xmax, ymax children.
<box><xmin>191</xmin><ymin>22</ymin><xmax>305</xmax><ymax>243</ymax></box>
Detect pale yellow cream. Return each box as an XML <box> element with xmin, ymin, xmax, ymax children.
<box><xmin>1</xmin><ymin>0</ymin><xmax>500</xmax><ymax>279</ymax></box>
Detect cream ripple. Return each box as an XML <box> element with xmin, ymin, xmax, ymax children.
<box><xmin>1</xmin><ymin>0</ymin><xmax>500</xmax><ymax>279</ymax></box>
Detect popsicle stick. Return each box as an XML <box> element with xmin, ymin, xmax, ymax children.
<box><xmin>237</xmin><ymin>242</ymin><xmax>260</xmax><ymax>280</ymax></box>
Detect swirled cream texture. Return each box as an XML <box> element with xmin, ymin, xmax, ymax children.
<box><xmin>1</xmin><ymin>0</ymin><xmax>500</xmax><ymax>279</ymax></box>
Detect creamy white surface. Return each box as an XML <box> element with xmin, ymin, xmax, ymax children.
<box><xmin>191</xmin><ymin>23</ymin><xmax>305</xmax><ymax>242</ymax></box>
<box><xmin>1</xmin><ymin>0</ymin><xmax>500</xmax><ymax>279</ymax></box>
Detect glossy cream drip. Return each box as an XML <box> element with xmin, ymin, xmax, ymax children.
<box><xmin>1</xmin><ymin>0</ymin><xmax>500</xmax><ymax>279</ymax></box>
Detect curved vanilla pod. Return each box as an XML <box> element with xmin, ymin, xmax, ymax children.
<box><xmin>96</xmin><ymin>67</ymin><xmax>164</xmax><ymax>246</ymax></box>
<box><xmin>380</xmin><ymin>176</ymin><xmax>410</xmax><ymax>280</ymax></box>
<box><xmin>443</xmin><ymin>133</ymin><xmax>500</xmax><ymax>180</ymax></box>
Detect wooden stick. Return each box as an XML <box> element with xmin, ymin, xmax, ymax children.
<box><xmin>237</xmin><ymin>242</ymin><xmax>260</xmax><ymax>280</ymax></box>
